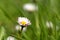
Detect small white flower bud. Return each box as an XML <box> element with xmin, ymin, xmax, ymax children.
<box><xmin>15</xmin><ymin>25</ymin><xmax>21</xmax><ymax>31</ymax></box>
<box><xmin>46</xmin><ymin>21</ymin><xmax>53</xmax><ymax>28</ymax></box>
<box><xmin>15</xmin><ymin>25</ymin><xmax>27</xmax><ymax>32</ymax></box>
<box><xmin>7</xmin><ymin>36</ymin><xmax>15</xmax><ymax>40</ymax></box>
<box><xmin>23</xmin><ymin>3</ymin><xmax>38</xmax><ymax>12</ymax></box>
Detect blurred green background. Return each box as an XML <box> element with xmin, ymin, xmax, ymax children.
<box><xmin>0</xmin><ymin>0</ymin><xmax>60</xmax><ymax>40</ymax></box>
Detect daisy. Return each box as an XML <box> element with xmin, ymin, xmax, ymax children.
<box><xmin>23</xmin><ymin>3</ymin><xmax>38</xmax><ymax>12</ymax></box>
<box><xmin>18</xmin><ymin>17</ymin><xmax>31</xmax><ymax>27</ymax></box>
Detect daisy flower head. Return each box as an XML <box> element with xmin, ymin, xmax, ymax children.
<box><xmin>23</xmin><ymin>3</ymin><xmax>38</xmax><ymax>12</ymax></box>
<box><xmin>18</xmin><ymin>17</ymin><xmax>31</xmax><ymax>27</ymax></box>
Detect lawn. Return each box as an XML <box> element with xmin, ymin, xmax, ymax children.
<box><xmin>0</xmin><ymin>0</ymin><xmax>60</xmax><ymax>40</ymax></box>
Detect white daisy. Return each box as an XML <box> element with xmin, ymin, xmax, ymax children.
<box><xmin>46</xmin><ymin>21</ymin><xmax>53</xmax><ymax>28</ymax></box>
<box><xmin>23</xmin><ymin>3</ymin><xmax>38</xmax><ymax>12</ymax></box>
<box><xmin>7</xmin><ymin>36</ymin><xmax>15</xmax><ymax>40</ymax></box>
<box><xmin>15</xmin><ymin>25</ymin><xmax>27</xmax><ymax>31</ymax></box>
<box><xmin>18</xmin><ymin>17</ymin><xmax>31</xmax><ymax>26</ymax></box>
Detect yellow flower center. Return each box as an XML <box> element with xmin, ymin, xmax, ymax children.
<box><xmin>21</xmin><ymin>21</ymin><xmax>26</xmax><ymax>25</ymax></box>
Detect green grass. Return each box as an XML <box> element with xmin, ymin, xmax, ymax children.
<box><xmin>0</xmin><ymin>0</ymin><xmax>60</xmax><ymax>40</ymax></box>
